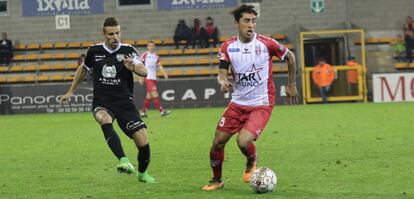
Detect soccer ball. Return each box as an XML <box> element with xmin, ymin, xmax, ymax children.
<box><xmin>250</xmin><ymin>167</ymin><xmax>277</xmax><ymax>193</ymax></box>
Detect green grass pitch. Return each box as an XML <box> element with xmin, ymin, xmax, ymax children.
<box><xmin>0</xmin><ymin>103</ymin><xmax>413</xmax><ymax>199</ymax></box>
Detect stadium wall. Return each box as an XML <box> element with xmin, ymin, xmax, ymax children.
<box><xmin>0</xmin><ymin>1</ymin><xmax>413</xmax><ymax>44</ymax></box>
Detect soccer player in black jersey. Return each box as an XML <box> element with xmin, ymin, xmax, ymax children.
<box><xmin>60</xmin><ymin>17</ymin><xmax>156</xmax><ymax>183</ymax></box>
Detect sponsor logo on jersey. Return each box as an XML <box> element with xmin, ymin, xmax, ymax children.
<box><xmin>235</xmin><ymin>64</ymin><xmax>264</xmax><ymax>87</ymax></box>
<box><xmin>228</xmin><ymin>48</ymin><xmax>240</xmax><ymax>52</ymax></box>
<box><xmin>116</xmin><ymin>54</ymin><xmax>125</xmax><ymax>62</ymax></box>
<box><xmin>126</xmin><ymin>121</ymin><xmax>145</xmax><ymax>130</ymax></box>
<box><xmin>102</xmin><ymin>65</ymin><xmax>117</xmax><ymax>78</ymax></box>
<box><xmin>242</xmin><ymin>48</ymin><xmax>251</xmax><ymax>54</ymax></box>
<box><xmin>255</xmin><ymin>45</ymin><xmax>261</xmax><ymax>55</ymax></box>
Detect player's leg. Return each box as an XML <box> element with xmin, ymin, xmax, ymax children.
<box><xmin>94</xmin><ymin>107</ymin><xmax>134</xmax><ymax>174</ymax></box>
<box><xmin>148</xmin><ymin>80</ymin><xmax>171</xmax><ymax>117</ymax></box>
<box><xmin>115</xmin><ymin>100</ymin><xmax>156</xmax><ymax>183</ymax></box>
<box><xmin>202</xmin><ymin>130</ymin><xmax>233</xmax><ymax>190</ymax></box>
<box><xmin>141</xmin><ymin>92</ymin><xmax>151</xmax><ymax>118</ymax></box>
<box><xmin>131</xmin><ymin>129</ymin><xmax>157</xmax><ymax>183</ymax></box>
<box><xmin>238</xmin><ymin>106</ymin><xmax>272</xmax><ymax>183</ymax></box>
<box><xmin>237</xmin><ymin>129</ymin><xmax>257</xmax><ymax>183</ymax></box>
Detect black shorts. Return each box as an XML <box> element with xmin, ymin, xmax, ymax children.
<box><xmin>92</xmin><ymin>98</ymin><xmax>147</xmax><ymax>139</ymax></box>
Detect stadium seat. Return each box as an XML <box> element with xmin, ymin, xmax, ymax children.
<box><xmin>22</xmin><ymin>75</ymin><xmax>36</xmax><ymax>83</ymax></box>
<box><xmin>0</xmin><ymin>76</ymin><xmax>7</xmax><ymax>83</ymax></box>
<box><xmin>153</xmin><ymin>39</ymin><xmax>162</xmax><ymax>45</ymax></box>
<box><xmin>157</xmin><ymin>49</ymin><xmax>169</xmax><ymax>56</ymax></box>
<box><xmin>68</xmin><ymin>42</ymin><xmax>81</xmax><ymax>48</ymax></box>
<box><xmin>395</xmin><ymin>62</ymin><xmax>414</xmax><ymax>69</ymax></box>
<box><xmin>123</xmin><ymin>39</ymin><xmax>135</xmax><ymax>45</ymax></box>
<box><xmin>24</xmin><ymin>65</ymin><xmax>37</xmax><ymax>72</ymax></box>
<box><xmin>66</xmin><ymin>63</ymin><xmax>79</xmax><ymax>70</ymax></box>
<box><xmin>198</xmin><ymin>48</ymin><xmax>210</xmax><ymax>54</ymax></box>
<box><xmin>14</xmin><ymin>43</ymin><xmax>26</xmax><ymax>50</ymax></box>
<box><xmin>0</xmin><ymin>67</ymin><xmax>8</xmax><ymax>73</ymax></box>
<box><xmin>163</xmin><ymin>38</ymin><xmax>174</xmax><ymax>45</ymax></box>
<box><xmin>64</xmin><ymin>75</ymin><xmax>74</xmax><ymax>81</ymax></box>
<box><xmin>54</xmin><ymin>42</ymin><xmax>68</xmax><ymax>49</ymax></box>
<box><xmin>211</xmin><ymin>47</ymin><xmax>220</xmax><ymax>53</ymax></box>
<box><xmin>9</xmin><ymin>65</ymin><xmax>23</xmax><ymax>72</ymax></box>
<box><xmin>41</xmin><ymin>42</ymin><xmax>54</xmax><ymax>49</ymax></box>
<box><xmin>26</xmin><ymin>43</ymin><xmax>40</xmax><ymax>50</ymax></box>
<box><xmin>53</xmin><ymin>53</ymin><xmax>66</xmax><ymax>59</ymax></box>
<box><xmin>13</xmin><ymin>55</ymin><xmax>25</xmax><ymax>61</ymax></box>
<box><xmin>25</xmin><ymin>54</ymin><xmax>38</xmax><ymax>61</ymax></box>
<box><xmin>50</xmin><ymin>74</ymin><xmax>65</xmax><ymax>81</ymax></box>
<box><xmin>169</xmin><ymin>59</ymin><xmax>184</xmax><ymax>66</ymax></box>
<box><xmin>7</xmin><ymin>76</ymin><xmax>23</xmax><ymax>83</ymax></box>
<box><xmin>39</xmin><ymin>53</ymin><xmax>53</xmax><ymax>60</ymax></box>
<box><xmin>136</xmin><ymin>39</ymin><xmax>149</xmax><ymax>46</ymax></box>
<box><xmin>38</xmin><ymin>65</ymin><xmax>50</xmax><ymax>71</ymax></box>
<box><xmin>37</xmin><ymin>75</ymin><xmax>49</xmax><ymax>82</ymax></box>
<box><xmin>183</xmin><ymin>59</ymin><xmax>196</xmax><ymax>65</ymax></box>
<box><xmin>50</xmin><ymin>64</ymin><xmax>65</xmax><ymax>70</ymax></box>
<box><xmin>81</xmin><ymin>41</ymin><xmax>94</xmax><ymax>47</ymax></box>
<box><xmin>66</xmin><ymin>52</ymin><xmax>80</xmax><ymax>59</ymax></box>
<box><xmin>198</xmin><ymin>58</ymin><xmax>210</xmax><ymax>65</ymax></box>
<box><xmin>183</xmin><ymin>48</ymin><xmax>197</xmax><ymax>55</ymax></box>
<box><xmin>159</xmin><ymin>60</ymin><xmax>169</xmax><ymax>66</ymax></box>
<box><xmin>169</xmin><ymin>49</ymin><xmax>183</xmax><ymax>56</ymax></box>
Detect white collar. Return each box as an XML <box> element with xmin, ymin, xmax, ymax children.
<box><xmin>237</xmin><ymin>32</ymin><xmax>256</xmax><ymax>44</ymax></box>
<box><xmin>103</xmin><ymin>42</ymin><xmax>122</xmax><ymax>54</ymax></box>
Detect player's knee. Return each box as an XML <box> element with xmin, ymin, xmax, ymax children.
<box><xmin>237</xmin><ymin>138</ymin><xmax>251</xmax><ymax>150</ymax></box>
<box><xmin>94</xmin><ymin>110</ymin><xmax>112</xmax><ymax>124</ymax></box>
<box><xmin>212</xmin><ymin>139</ymin><xmax>226</xmax><ymax>150</ymax></box>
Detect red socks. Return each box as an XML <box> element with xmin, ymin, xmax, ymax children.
<box><xmin>142</xmin><ymin>97</ymin><xmax>150</xmax><ymax>112</ymax></box>
<box><xmin>153</xmin><ymin>97</ymin><xmax>163</xmax><ymax>112</ymax></box>
<box><xmin>210</xmin><ymin>148</ymin><xmax>224</xmax><ymax>180</ymax></box>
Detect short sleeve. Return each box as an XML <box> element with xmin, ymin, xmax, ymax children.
<box><xmin>131</xmin><ymin>47</ymin><xmax>143</xmax><ymax>65</ymax></box>
<box><xmin>269</xmin><ymin>39</ymin><xmax>289</xmax><ymax>60</ymax></box>
<box><xmin>83</xmin><ymin>48</ymin><xmax>93</xmax><ymax>70</ymax></box>
<box><xmin>217</xmin><ymin>42</ymin><xmax>230</xmax><ymax>63</ymax></box>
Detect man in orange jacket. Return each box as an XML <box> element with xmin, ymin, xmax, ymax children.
<box><xmin>312</xmin><ymin>58</ymin><xmax>335</xmax><ymax>103</ymax></box>
<box><xmin>346</xmin><ymin>56</ymin><xmax>359</xmax><ymax>95</ymax></box>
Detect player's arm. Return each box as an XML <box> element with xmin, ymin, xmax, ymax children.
<box><xmin>285</xmin><ymin>50</ymin><xmax>299</xmax><ymax>104</ymax></box>
<box><xmin>157</xmin><ymin>63</ymin><xmax>169</xmax><ymax>79</ymax></box>
<box><xmin>124</xmin><ymin>54</ymin><xmax>147</xmax><ymax>77</ymax></box>
<box><xmin>218</xmin><ymin>60</ymin><xmax>232</xmax><ymax>92</ymax></box>
<box><xmin>60</xmin><ymin>65</ymin><xmax>88</xmax><ymax>105</ymax></box>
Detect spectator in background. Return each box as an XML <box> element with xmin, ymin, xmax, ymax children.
<box><xmin>203</xmin><ymin>17</ymin><xmax>219</xmax><ymax>48</ymax></box>
<box><xmin>403</xmin><ymin>16</ymin><xmax>414</xmax><ymax>63</ymax></box>
<box><xmin>346</xmin><ymin>56</ymin><xmax>359</xmax><ymax>95</ymax></box>
<box><xmin>0</xmin><ymin>32</ymin><xmax>13</xmax><ymax>66</ymax></box>
<box><xmin>312</xmin><ymin>58</ymin><xmax>335</xmax><ymax>103</ymax></box>
<box><xmin>173</xmin><ymin>19</ymin><xmax>192</xmax><ymax>49</ymax></box>
<box><xmin>191</xmin><ymin>18</ymin><xmax>206</xmax><ymax>49</ymax></box>
<box><xmin>391</xmin><ymin>35</ymin><xmax>406</xmax><ymax>61</ymax></box>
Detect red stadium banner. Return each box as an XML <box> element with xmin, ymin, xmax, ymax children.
<box><xmin>372</xmin><ymin>73</ymin><xmax>414</xmax><ymax>103</ymax></box>
<box><xmin>0</xmin><ymin>75</ymin><xmax>301</xmax><ymax>114</ymax></box>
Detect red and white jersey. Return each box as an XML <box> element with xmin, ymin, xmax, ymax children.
<box><xmin>141</xmin><ymin>51</ymin><xmax>160</xmax><ymax>80</ymax></box>
<box><xmin>218</xmin><ymin>33</ymin><xmax>289</xmax><ymax>106</ymax></box>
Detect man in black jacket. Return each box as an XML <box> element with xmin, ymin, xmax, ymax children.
<box><xmin>0</xmin><ymin>32</ymin><xmax>13</xmax><ymax>66</ymax></box>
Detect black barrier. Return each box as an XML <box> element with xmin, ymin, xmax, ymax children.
<box><xmin>0</xmin><ymin>75</ymin><xmax>302</xmax><ymax>114</ymax></box>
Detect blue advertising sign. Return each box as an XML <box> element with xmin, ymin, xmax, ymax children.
<box><xmin>22</xmin><ymin>0</ymin><xmax>104</xmax><ymax>17</ymax></box>
<box><xmin>158</xmin><ymin>0</ymin><xmax>238</xmax><ymax>11</ymax></box>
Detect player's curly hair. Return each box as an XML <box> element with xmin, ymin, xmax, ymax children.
<box><xmin>230</xmin><ymin>4</ymin><xmax>257</xmax><ymax>22</ymax></box>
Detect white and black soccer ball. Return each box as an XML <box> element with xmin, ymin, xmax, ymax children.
<box><xmin>250</xmin><ymin>167</ymin><xmax>277</xmax><ymax>193</ymax></box>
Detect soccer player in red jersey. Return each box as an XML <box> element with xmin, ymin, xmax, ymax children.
<box><xmin>138</xmin><ymin>41</ymin><xmax>171</xmax><ymax>117</ymax></box>
<box><xmin>202</xmin><ymin>4</ymin><xmax>299</xmax><ymax>190</ymax></box>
